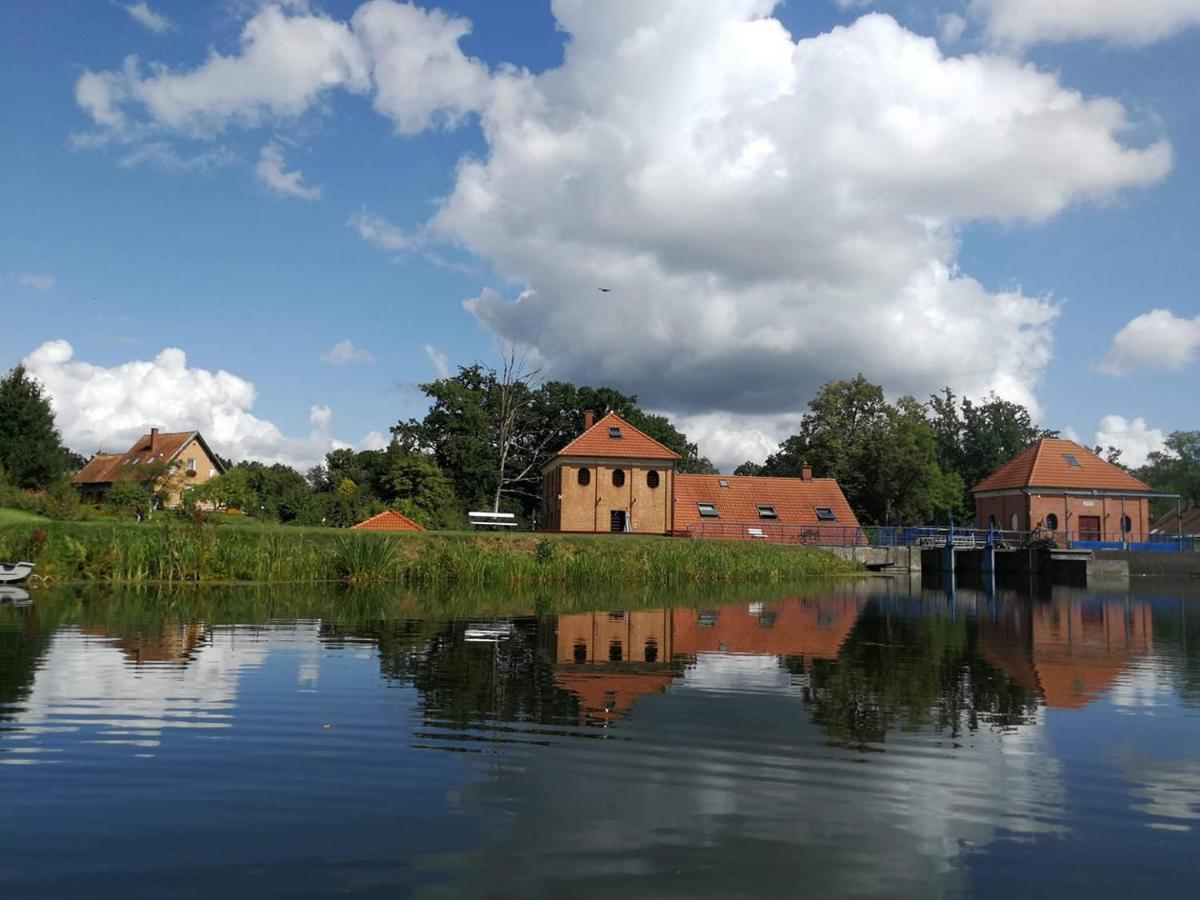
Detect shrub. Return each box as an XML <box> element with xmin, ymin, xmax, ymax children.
<box><xmin>106</xmin><ymin>481</ymin><xmax>153</xmax><ymax>520</ymax></box>
<box><xmin>43</xmin><ymin>478</ymin><xmax>81</xmax><ymax>520</ymax></box>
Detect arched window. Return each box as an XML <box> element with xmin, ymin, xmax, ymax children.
<box><xmin>609</xmin><ymin>640</ymin><xmax>623</xmax><ymax>662</ymax></box>
<box><xmin>1010</xmin><ymin>513</ymin><xmax>1019</xmax><ymax>531</ymax></box>
<box><xmin>1046</xmin><ymin>513</ymin><xmax>1059</xmax><ymax>531</ymax></box>
<box><xmin>988</xmin><ymin>515</ymin><xmax>996</xmax><ymax>528</ymax></box>
<box><xmin>612</xmin><ymin>469</ymin><xmax>626</xmax><ymax>487</ymax></box>
<box><xmin>573</xmin><ymin>641</ymin><xmax>587</xmax><ymax>663</ymax></box>
<box><xmin>646</xmin><ymin>470</ymin><xmax>660</xmax><ymax>489</ymax></box>
<box><xmin>1122</xmin><ymin>515</ymin><xmax>1132</xmax><ymax>534</ymax></box>
<box><xmin>577</xmin><ymin>467</ymin><xmax>590</xmax><ymax>486</ymax></box>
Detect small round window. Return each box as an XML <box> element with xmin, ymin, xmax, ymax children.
<box><xmin>1046</xmin><ymin>513</ymin><xmax>1059</xmax><ymax>530</ymax></box>
<box><xmin>612</xmin><ymin>469</ymin><xmax>626</xmax><ymax>487</ymax></box>
<box><xmin>577</xmin><ymin>468</ymin><xmax>590</xmax><ymax>486</ymax></box>
<box><xmin>647</xmin><ymin>470</ymin><xmax>660</xmax><ymax>489</ymax></box>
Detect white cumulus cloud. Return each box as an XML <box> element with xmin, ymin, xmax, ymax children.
<box><xmin>255</xmin><ymin>141</ymin><xmax>321</xmax><ymax>198</ymax></box>
<box><xmin>320</xmin><ymin>339</ymin><xmax>375</xmax><ymax>365</ymax></box>
<box><xmin>1094</xmin><ymin>415</ymin><xmax>1166</xmax><ymax>467</ymax></box>
<box><xmin>974</xmin><ymin>0</ymin><xmax>1200</xmax><ymax>47</ymax></box>
<box><xmin>1100</xmin><ymin>308</ymin><xmax>1200</xmax><ymax>375</ymax></box>
<box><xmin>70</xmin><ymin>2</ymin><xmax>1178</xmax><ymax>470</ymax></box>
<box><xmin>18</xmin><ymin>273</ymin><xmax>56</xmax><ymax>291</ymax></box>
<box><xmin>74</xmin><ymin>0</ymin><xmax>487</xmax><ymax>141</ymax></box>
<box><xmin>22</xmin><ymin>340</ymin><xmax>369</xmax><ymax>469</ymax></box>
<box><xmin>433</xmin><ymin>5</ymin><xmax>1167</xmax><ymax>458</ymax></box>
<box><xmin>123</xmin><ymin>2</ymin><xmax>173</xmax><ymax>35</ymax></box>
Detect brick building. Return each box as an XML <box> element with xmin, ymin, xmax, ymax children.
<box><xmin>972</xmin><ymin>438</ymin><xmax>1155</xmax><ymax>542</ymax></box>
<box><xmin>540</xmin><ymin>411</ymin><xmax>861</xmax><ymax>539</ymax></box>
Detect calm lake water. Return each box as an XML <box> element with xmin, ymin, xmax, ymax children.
<box><xmin>2</xmin><ymin>579</ymin><xmax>1199</xmax><ymax>898</ymax></box>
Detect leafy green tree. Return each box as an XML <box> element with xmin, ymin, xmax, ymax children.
<box><xmin>191</xmin><ymin>467</ymin><xmax>257</xmax><ymax>512</ymax></box>
<box><xmin>762</xmin><ymin>377</ymin><xmax>963</xmax><ymax>524</ymax></box>
<box><xmin>928</xmin><ymin>388</ymin><xmax>1056</xmax><ymax>509</ymax></box>
<box><xmin>106</xmin><ymin>481</ymin><xmax>153</xmax><ymax>519</ymax></box>
<box><xmin>0</xmin><ymin>364</ymin><xmax>69</xmax><ymax>489</ymax></box>
<box><xmin>387</xmin><ymin>451</ymin><xmax>461</xmax><ymax>529</ymax></box>
<box><xmin>733</xmin><ymin>461</ymin><xmax>765</xmax><ymax>476</ymax></box>
<box><xmin>1138</xmin><ymin>431</ymin><xmax>1200</xmax><ymax>512</ymax></box>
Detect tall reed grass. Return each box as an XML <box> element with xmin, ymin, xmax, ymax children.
<box><xmin>0</xmin><ymin>521</ymin><xmax>860</xmax><ymax>588</ymax></box>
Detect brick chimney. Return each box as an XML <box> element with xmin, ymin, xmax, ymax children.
<box><xmin>583</xmin><ymin>410</ymin><xmax>595</xmax><ymax>432</ymax></box>
<box><xmin>149</xmin><ymin>427</ymin><xmax>159</xmax><ymax>451</ymax></box>
<box><xmin>801</xmin><ymin>462</ymin><xmax>813</xmax><ymax>481</ymax></box>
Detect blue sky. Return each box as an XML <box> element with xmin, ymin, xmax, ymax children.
<box><xmin>2</xmin><ymin>1</ymin><xmax>1197</xmax><ymax>470</ymax></box>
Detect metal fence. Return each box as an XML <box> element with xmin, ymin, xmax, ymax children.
<box><xmin>685</xmin><ymin>522</ymin><xmax>1196</xmax><ymax>552</ymax></box>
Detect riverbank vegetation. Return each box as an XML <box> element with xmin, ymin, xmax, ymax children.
<box><xmin>0</xmin><ymin>521</ymin><xmax>860</xmax><ymax>587</ymax></box>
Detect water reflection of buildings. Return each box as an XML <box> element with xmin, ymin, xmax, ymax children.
<box><xmin>6</xmin><ymin>623</ymin><xmax>314</xmax><ymax>757</ymax></box>
<box><xmin>979</xmin><ymin>593</ymin><xmax>1155</xmax><ymax>709</ymax></box>
<box><xmin>550</xmin><ymin>598</ymin><xmax>864</xmax><ymax>723</ymax></box>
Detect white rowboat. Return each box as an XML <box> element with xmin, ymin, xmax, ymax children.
<box><xmin>0</xmin><ymin>561</ymin><xmax>35</xmax><ymax>584</ymax></box>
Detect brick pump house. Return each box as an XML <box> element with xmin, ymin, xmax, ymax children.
<box><xmin>73</xmin><ymin>428</ymin><xmax>225</xmax><ymax>507</ymax></box>
<box><xmin>972</xmin><ymin>438</ymin><xmax>1155</xmax><ymax>543</ymax></box>
<box><xmin>540</xmin><ymin>412</ymin><xmax>860</xmax><ymax>540</ymax></box>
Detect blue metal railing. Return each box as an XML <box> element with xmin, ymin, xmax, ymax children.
<box><xmin>684</xmin><ymin>522</ymin><xmax>1196</xmax><ymax>552</ymax></box>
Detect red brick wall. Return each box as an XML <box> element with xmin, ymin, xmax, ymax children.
<box><xmin>975</xmin><ymin>492</ymin><xmax>1150</xmax><ymax>541</ymax></box>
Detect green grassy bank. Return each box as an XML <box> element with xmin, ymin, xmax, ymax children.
<box><xmin>0</xmin><ymin>520</ymin><xmax>860</xmax><ymax>587</ymax></box>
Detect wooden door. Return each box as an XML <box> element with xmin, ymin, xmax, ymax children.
<box><xmin>1078</xmin><ymin>515</ymin><xmax>1102</xmax><ymax>541</ymax></box>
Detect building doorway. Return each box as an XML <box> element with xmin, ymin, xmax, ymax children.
<box><xmin>610</xmin><ymin>510</ymin><xmax>627</xmax><ymax>532</ymax></box>
<box><xmin>1078</xmin><ymin>515</ymin><xmax>1102</xmax><ymax>541</ymax></box>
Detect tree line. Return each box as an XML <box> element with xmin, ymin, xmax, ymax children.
<box><xmin>1</xmin><ymin>359</ymin><xmax>1197</xmax><ymax>528</ymax></box>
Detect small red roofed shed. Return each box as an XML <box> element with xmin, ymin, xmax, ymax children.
<box><xmin>352</xmin><ymin>509</ymin><xmax>425</xmax><ymax>532</ymax></box>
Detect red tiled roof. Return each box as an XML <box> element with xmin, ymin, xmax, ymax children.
<box><xmin>673</xmin><ymin>597</ymin><xmax>861</xmax><ymax>659</ymax></box>
<box><xmin>972</xmin><ymin>438</ymin><xmax>1152</xmax><ymax>494</ymax></box>
<box><xmin>72</xmin><ymin>453</ymin><xmax>124</xmax><ymax>486</ymax></box>
<box><xmin>553</xmin><ymin>412</ymin><xmax>681</xmax><ymax>462</ymax></box>
<box><xmin>673</xmin><ymin>474</ymin><xmax>860</xmax><ymax>530</ymax></box>
<box><xmin>351</xmin><ymin>509</ymin><xmax>425</xmax><ymax>532</ymax></box>
<box><xmin>72</xmin><ymin>431</ymin><xmax>218</xmax><ymax>486</ymax></box>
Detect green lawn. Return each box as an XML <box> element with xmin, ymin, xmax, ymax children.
<box><xmin>0</xmin><ymin>507</ymin><xmax>48</xmax><ymax>525</ymax></box>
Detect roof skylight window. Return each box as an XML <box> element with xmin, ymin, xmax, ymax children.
<box><xmin>698</xmin><ymin>503</ymin><xmax>719</xmax><ymax>518</ymax></box>
<box><xmin>718</xmin><ymin>479</ymin><xmax>729</xmax><ymax>489</ymax></box>
<box><xmin>609</xmin><ymin>426</ymin><xmax>623</xmax><ymax>439</ymax></box>
<box><xmin>1064</xmin><ymin>454</ymin><xmax>1081</xmax><ymax>468</ymax></box>
<box><xmin>757</xmin><ymin>505</ymin><xmax>778</xmax><ymax>520</ymax></box>
<box><xmin>815</xmin><ymin>506</ymin><xmax>837</xmax><ymax>521</ymax></box>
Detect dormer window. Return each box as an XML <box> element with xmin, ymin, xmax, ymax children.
<box><xmin>757</xmin><ymin>505</ymin><xmax>777</xmax><ymax>520</ymax></box>
<box><xmin>1064</xmin><ymin>453</ymin><xmax>1081</xmax><ymax>468</ymax></box>
<box><xmin>815</xmin><ymin>506</ymin><xmax>837</xmax><ymax>522</ymax></box>
<box><xmin>609</xmin><ymin>426</ymin><xmax>623</xmax><ymax>439</ymax></box>
<box><xmin>698</xmin><ymin>503</ymin><xmax>719</xmax><ymax>518</ymax></box>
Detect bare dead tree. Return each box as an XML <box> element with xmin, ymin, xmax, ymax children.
<box><xmin>490</xmin><ymin>343</ymin><xmax>552</xmax><ymax>512</ymax></box>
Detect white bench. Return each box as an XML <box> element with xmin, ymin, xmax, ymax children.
<box><xmin>747</xmin><ymin>527</ymin><xmax>767</xmax><ymax>540</ymax></box>
<box><xmin>468</xmin><ymin>511</ymin><xmax>518</xmax><ymax>529</ymax></box>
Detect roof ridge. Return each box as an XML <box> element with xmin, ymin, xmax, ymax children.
<box><xmin>555</xmin><ymin>411</ymin><xmax>681</xmax><ymax>460</ymax></box>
